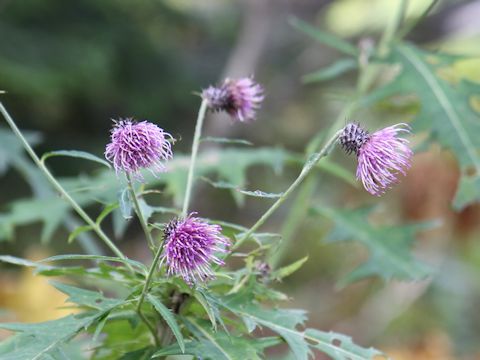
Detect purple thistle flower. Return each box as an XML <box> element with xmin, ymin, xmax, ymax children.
<box><xmin>105</xmin><ymin>118</ymin><xmax>173</xmax><ymax>178</ymax></box>
<box><xmin>339</xmin><ymin>123</ymin><xmax>413</xmax><ymax>196</ymax></box>
<box><xmin>202</xmin><ymin>77</ymin><xmax>264</xmax><ymax>122</ymax></box>
<box><xmin>162</xmin><ymin>214</ymin><xmax>230</xmax><ymax>284</ymax></box>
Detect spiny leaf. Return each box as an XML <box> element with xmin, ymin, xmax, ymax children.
<box><xmin>215</xmin><ymin>293</ymin><xmax>383</xmax><ymax>360</ymax></box>
<box><xmin>41</xmin><ymin>150</ymin><xmax>111</xmax><ymax>168</ymax></box>
<box><xmin>315</xmin><ymin>206</ymin><xmax>434</xmax><ymax>285</ymax></box>
<box><xmin>146</xmin><ymin>294</ymin><xmax>185</xmax><ymax>353</ymax></box>
<box><xmin>0</xmin><ymin>287</ymin><xmax>121</xmax><ymax>360</ymax></box>
<box><xmin>51</xmin><ymin>281</ymin><xmax>124</xmax><ymax>310</ymax></box>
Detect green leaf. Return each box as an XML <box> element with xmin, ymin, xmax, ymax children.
<box><xmin>153</xmin><ymin>318</ymin><xmax>280</xmax><ymax>360</ymax></box>
<box><xmin>146</xmin><ymin>294</ymin><xmax>185</xmax><ymax>353</ymax></box>
<box><xmin>193</xmin><ymin>290</ymin><xmax>218</xmax><ymax>331</ymax></box>
<box><xmin>302</xmin><ymin>58</ymin><xmax>357</xmax><ymax>83</ymax></box>
<box><xmin>41</xmin><ymin>150</ymin><xmax>111</xmax><ymax>168</ymax></box>
<box><xmin>0</xmin><ymin>286</ymin><xmax>121</xmax><ymax>360</ymax></box>
<box><xmin>68</xmin><ymin>225</ymin><xmax>93</xmax><ymax>244</ymax></box>
<box><xmin>96</xmin><ymin>203</ymin><xmax>119</xmax><ymax>226</ymax></box>
<box><xmin>39</xmin><ymin>254</ymin><xmax>148</xmax><ymax>274</ymax></box>
<box><xmin>51</xmin><ymin>281</ymin><xmax>124</xmax><ymax>309</ymax></box>
<box><xmin>315</xmin><ymin>206</ymin><xmax>433</xmax><ymax>285</ymax></box>
<box><xmin>0</xmin><ymin>255</ymin><xmax>44</xmax><ymax>268</ymax></box>
<box><xmin>272</xmin><ymin>256</ymin><xmax>308</xmax><ymax>280</ymax></box>
<box><xmin>215</xmin><ymin>294</ymin><xmax>383</xmax><ymax>360</ymax></box>
<box><xmin>202</xmin><ymin>177</ymin><xmax>283</xmax><ymax>199</ymax></box>
<box><xmin>366</xmin><ymin>42</ymin><xmax>480</xmax><ymax>209</ymax></box>
<box><xmin>201</xmin><ymin>137</ymin><xmax>253</xmax><ymax>146</ymax></box>
<box><xmin>289</xmin><ymin>17</ymin><xmax>359</xmax><ymax>57</ymax></box>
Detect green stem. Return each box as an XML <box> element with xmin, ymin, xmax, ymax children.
<box><xmin>378</xmin><ymin>0</ymin><xmax>409</xmax><ymax>56</ymax></box>
<box><xmin>0</xmin><ymin>101</ymin><xmax>131</xmax><ymax>269</ymax></box>
<box><xmin>182</xmin><ymin>99</ymin><xmax>208</xmax><ymax>217</ymax></box>
<box><xmin>233</xmin><ymin>129</ymin><xmax>343</xmax><ymax>251</ymax></box>
<box><xmin>126</xmin><ymin>173</ymin><xmax>155</xmax><ymax>251</ymax></box>
<box><xmin>134</xmin><ymin>240</ymin><xmax>164</xmax><ymax>348</ymax></box>
<box><xmin>126</xmin><ymin>173</ymin><xmax>163</xmax><ymax>346</ymax></box>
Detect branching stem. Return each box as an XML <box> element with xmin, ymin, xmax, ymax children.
<box><xmin>233</xmin><ymin>129</ymin><xmax>343</xmax><ymax>250</ymax></box>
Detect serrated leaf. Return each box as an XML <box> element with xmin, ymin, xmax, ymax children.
<box><xmin>193</xmin><ymin>291</ymin><xmax>218</xmax><ymax>331</ymax></box>
<box><xmin>272</xmin><ymin>256</ymin><xmax>308</xmax><ymax>280</ymax></box>
<box><xmin>41</xmin><ymin>150</ymin><xmax>111</xmax><ymax>169</ymax></box>
<box><xmin>289</xmin><ymin>17</ymin><xmax>359</xmax><ymax>57</ymax></box>
<box><xmin>153</xmin><ymin>318</ymin><xmax>280</xmax><ymax>360</ymax></box>
<box><xmin>0</xmin><ymin>286</ymin><xmax>122</xmax><ymax>360</ymax></box>
<box><xmin>146</xmin><ymin>294</ymin><xmax>185</xmax><ymax>353</ymax></box>
<box><xmin>315</xmin><ymin>206</ymin><xmax>434</xmax><ymax>285</ymax></box>
<box><xmin>303</xmin><ymin>58</ymin><xmax>357</xmax><ymax>83</ymax></box>
<box><xmin>215</xmin><ymin>293</ymin><xmax>383</xmax><ymax>360</ymax></box>
<box><xmin>51</xmin><ymin>281</ymin><xmax>123</xmax><ymax>309</ymax></box>
<box><xmin>365</xmin><ymin>42</ymin><xmax>480</xmax><ymax>209</ymax></box>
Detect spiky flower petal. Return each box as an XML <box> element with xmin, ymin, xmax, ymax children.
<box><xmin>340</xmin><ymin>123</ymin><xmax>413</xmax><ymax>196</ymax></box>
<box><xmin>105</xmin><ymin>119</ymin><xmax>173</xmax><ymax>178</ymax></box>
<box><xmin>162</xmin><ymin>214</ymin><xmax>230</xmax><ymax>284</ymax></box>
<box><xmin>202</xmin><ymin>77</ymin><xmax>264</xmax><ymax>122</ymax></box>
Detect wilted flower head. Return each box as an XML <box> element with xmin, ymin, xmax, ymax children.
<box><xmin>339</xmin><ymin>123</ymin><xmax>413</xmax><ymax>196</ymax></box>
<box><xmin>105</xmin><ymin>118</ymin><xmax>173</xmax><ymax>178</ymax></box>
<box><xmin>162</xmin><ymin>214</ymin><xmax>230</xmax><ymax>284</ymax></box>
<box><xmin>202</xmin><ymin>77</ymin><xmax>264</xmax><ymax>122</ymax></box>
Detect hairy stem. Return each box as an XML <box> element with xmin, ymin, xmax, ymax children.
<box><xmin>233</xmin><ymin>129</ymin><xmax>343</xmax><ymax>250</ymax></box>
<box><xmin>182</xmin><ymin>99</ymin><xmax>208</xmax><ymax>217</ymax></box>
<box><xmin>0</xmin><ymin>102</ymin><xmax>131</xmax><ymax>269</ymax></box>
<box><xmin>126</xmin><ymin>173</ymin><xmax>155</xmax><ymax>251</ymax></box>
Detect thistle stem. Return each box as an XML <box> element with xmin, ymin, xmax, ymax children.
<box><xmin>233</xmin><ymin>129</ymin><xmax>342</xmax><ymax>250</ymax></box>
<box><xmin>135</xmin><ymin>238</ymin><xmax>164</xmax><ymax>343</ymax></box>
<box><xmin>126</xmin><ymin>173</ymin><xmax>155</xmax><ymax>251</ymax></box>
<box><xmin>0</xmin><ymin>102</ymin><xmax>132</xmax><ymax>270</ymax></box>
<box><xmin>182</xmin><ymin>99</ymin><xmax>208</xmax><ymax>217</ymax></box>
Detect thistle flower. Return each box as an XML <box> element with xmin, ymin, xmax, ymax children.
<box><xmin>162</xmin><ymin>214</ymin><xmax>230</xmax><ymax>284</ymax></box>
<box><xmin>339</xmin><ymin>123</ymin><xmax>413</xmax><ymax>196</ymax></box>
<box><xmin>105</xmin><ymin>118</ymin><xmax>173</xmax><ymax>178</ymax></box>
<box><xmin>202</xmin><ymin>77</ymin><xmax>264</xmax><ymax>122</ymax></box>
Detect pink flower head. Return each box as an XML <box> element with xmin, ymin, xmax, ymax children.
<box><xmin>202</xmin><ymin>77</ymin><xmax>264</xmax><ymax>122</ymax></box>
<box><xmin>105</xmin><ymin>118</ymin><xmax>173</xmax><ymax>178</ymax></box>
<box><xmin>339</xmin><ymin>123</ymin><xmax>413</xmax><ymax>196</ymax></box>
<box><xmin>162</xmin><ymin>214</ymin><xmax>230</xmax><ymax>285</ymax></box>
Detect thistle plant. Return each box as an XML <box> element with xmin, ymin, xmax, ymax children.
<box><xmin>1</xmin><ymin>1</ymin><xmax>478</xmax><ymax>358</ymax></box>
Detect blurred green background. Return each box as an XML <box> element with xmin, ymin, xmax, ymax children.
<box><xmin>1</xmin><ymin>0</ymin><xmax>480</xmax><ymax>359</ymax></box>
